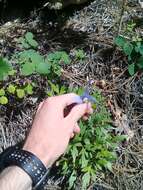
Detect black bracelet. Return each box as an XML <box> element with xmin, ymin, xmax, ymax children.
<box><xmin>0</xmin><ymin>146</ymin><xmax>50</xmax><ymax>190</ymax></box>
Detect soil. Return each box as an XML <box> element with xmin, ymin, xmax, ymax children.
<box><xmin>0</xmin><ymin>0</ymin><xmax>143</xmax><ymax>190</ymax></box>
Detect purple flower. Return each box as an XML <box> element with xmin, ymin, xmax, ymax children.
<box><xmin>80</xmin><ymin>90</ymin><xmax>96</xmax><ymax>103</ymax></box>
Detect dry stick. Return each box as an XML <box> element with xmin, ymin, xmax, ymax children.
<box><xmin>117</xmin><ymin>0</ymin><xmax>127</xmax><ymax>35</ymax></box>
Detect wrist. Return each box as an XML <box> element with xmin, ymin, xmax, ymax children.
<box><xmin>23</xmin><ymin>144</ymin><xmax>54</xmax><ymax>168</ymax></box>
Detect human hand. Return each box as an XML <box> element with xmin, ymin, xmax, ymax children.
<box><xmin>23</xmin><ymin>93</ymin><xmax>93</xmax><ymax>167</ymax></box>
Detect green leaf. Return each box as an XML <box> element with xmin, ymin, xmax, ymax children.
<box><xmin>106</xmin><ymin>162</ymin><xmax>112</xmax><ymax>171</ymax></box>
<box><xmin>25</xmin><ymin>84</ymin><xmax>33</xmax><ymax>95</ymax></box>
<box><xmin>8</xmin><ymin>69</ymin><xmax>17</xmax><ymax>76</ymax></box>
<box><xmin>7</xmin><ymin>84</ymin><xmax>16</xmax><ymax>94</ymax></box>
<box><xmin>0</xmin><ymin>89</ymin><xmax>5</xmax><ymax>96</ymax></box>
<box><xmin>25</xmin><ymin>32</ymin><xmax>34</xmax><ymax>40</ymax></box>
<box><xmin>0</xmin><ymin>96</ymin><xmax>8</xmax><ymax>105</ymax></box>
<box><xmin>69</xmin><ymin>173</ymin><xmax>77</xmax><ymax>189</ymax></box>
<box><xmin>18</xmin><ymin>37</ymin><xmax>30</xmax><ymax>49</ymax></box>
<box><xmin>82</xmin><ymin>172</ymin><xmax>90</xmax><ymax>190</ymax></box>
<box><xmin>81</xmin><ymin>152</ymin><xmax>88</xmax><ymax>168</ymax></box>
<box><xmin>113</xmin><ymin>135</ymin><xmax>128</xmax><ymax>142</ymax></box>
<box><xmin>75</xmin><ymin>49</ymin><xmax>86</xmax><ymax>60</ymax></box>
<box><xmin>139</xmin><ymin>45</ymin><xmax>143</xmax><ymax>55</ymax></box>
<box><xmin>16</xmin><ymin>89</ymin><xmax>25</xmax><ymax>99</ymax></box>
<box><xmin>115</xmin><ymin>36</ymin><xmax>126</xmax><ymax>48</ymax></box>
<box><xmin>47</xmin><ymin>51</ymin><xmax>71</xmax><ymax>64</ymax></box>
<box><xmin>36</xmin><ymin>62</ymin><xmax>51</xmax><ymax>75</ymax></box>
<box><xmin>25</xmin><ymin>32</ymin><xmax>38</xmax><ymax>48</ymax></box>
<box><xmin>21</xmin><ymin>62</ymin><xmax>35</xmax><ymax>76</ymax></box>
<box><xmin>128</xmin><ymin>63</ymin><xmax>135</xmax><ymax>76</ymax></box>
<box><xmin>71</xmin><ymin>146</ymin><xmax>78</xmax><ymax>163</ymax></box>
<box><xmin>123</xmin><ymin>42</ymin><xmax>133</xmax><ymax>56</ymax></box>
<box><xmin>137</xmin><ymin>56</ymin><xmax>143</xmax><ymax>69</ymax></box>
<box><xmin>0</xmin><ymin>57</ymin><xmax>11</xmax><ymax>80</ymax></box>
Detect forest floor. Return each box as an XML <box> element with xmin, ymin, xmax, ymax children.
<box><xmin>0</xmin><ymin>0</ymin><xmax>143</xmax><ymax>189</ymax></box>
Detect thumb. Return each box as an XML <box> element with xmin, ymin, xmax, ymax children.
<box><xmin>67</xmin><ymin>103</ymin><xmax>88</xmax><ymax>122</ymax></box>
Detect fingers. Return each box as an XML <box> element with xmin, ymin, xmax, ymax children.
<box><xmin>73</xmin><ymin>123</ymin><xmax>80</xmax><ymax>134</ymax></box>
<box><xmin>70</xmin><ymin>123</ymin><xmax>80</xmax><ymax>139</ymax></box>
<box><xmin>67</xmin><ymin>102</ymin><xmax>92</xmax><ymax>123</ymax></box>
<box><xmin>57</xmin><ymin>93</ymin><xmax>83</xmax><ymax>108</ymax></box>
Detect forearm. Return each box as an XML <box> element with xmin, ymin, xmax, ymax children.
<box><xmin>0</xmin><ymin>166</ymin><xmax>32</xmax><ymax>190</ymax></box>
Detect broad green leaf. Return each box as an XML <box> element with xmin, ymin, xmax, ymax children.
<box><xmin>0</xmin><ymin>96</ymin><xmax>8</xmax><ymax>105</ymax></box>
<box><xmin>123</xmin><ymin>42</ymin><xmax>133</xmax><ymax>56</ymax></box>
<box><xmin>0</xmin><ymin>57</ymin><xmax>11</xmax><ymax>80</ymax></box>
<box><xmin>25</xmin><ymin>84</ymin><xmax>33</xmax><ymax>95</ymax></box>
<box><xmin>7</xmin><ymin>84</ymin><xmax>16</xmax><ymax>94</ymax></box>
<box><xmin>21</xmin><ymin>62</ymin><xmax>35</xmax><ymax>76</ymax></box>
<box><xmin>128</xmin><ymin>63</ymin><xmax>135</xmax><ymax>76</ymax></box>
<box><xmin>36</xmin><ymin>62</ymin><xmax>51</xmax><ymax>75</ymax></box>
<box><xmin>82</xmin><ymin>172</ymin><xmax>90</xmax><ymax>190</ymax></box>
<box><xmin>0</xmin><ymin>89</ymin><xmax>5</xmax><ymax>96</ymax></box>
<box><xmin>115</xmin><ymin>36</ymin><xmax>126</xmax><ymax>48</ymax></box>
<box><xmin>16</xmin><ymin>89</ymin><xmax>25</xmax><ymax>99</ymax></box>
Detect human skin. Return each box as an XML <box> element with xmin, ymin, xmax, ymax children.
<box><xmin>0</xmin><ymin>93</ymin><xmax>93</xmax><ymax>190</ymax></box>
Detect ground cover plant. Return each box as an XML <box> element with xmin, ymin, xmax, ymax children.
<box><xmin>0</xmin><ymin>31</ymin><xmax>126</xmax><ymax>189</ymax></box>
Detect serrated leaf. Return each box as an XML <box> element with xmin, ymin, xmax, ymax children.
<box><xmin>123</xmin><ymin>42</ymin><xmax>133</xmax><ymax>56</ymax></box>
<box><xmin>0</xmin><ymin>89</ymin><xmax>5</xmax><ymax>96</ymax></box>
<box><xmin>115</xmin><ymin>36</ymin><xmax>126</xmax><ymax>48</ymax></box>
<box><xmin>36</xmin><ymin>62</ymin><xmax>51</xmax><ymax>75</ymax></box>
<box><xmin>82</xmin><ymin>172</ymin><xmax>90</xmax><ymax>190</ymax></box>
<box><xmin>25</xmin><ymin>84</ymin><xmax>33</xmax><ymax>95</ymax></box>
<box><xmin>0</xmin><ymin>96</ymin><xmax>8</xmax><ymax>105</ymax></box>
<box><xmin>128</xmin><ymin>63</ymin><xmax>135</xmax><ymax>76</ymax></box>
<box><xmin>0</xmin><ymin>57</ymin><xmax>11</xmax><ymax>80</ymax></box>
<box><xmin>16</xmin><ymin>89</ymin><xmax>25</xmax><ymax>99</ymax></box>
<box><xmin>71</xmin><ymin>146</ymin><xmax>78</xmax><ymax>163</ymax></box>
<box><xmin>81</xmin><ymin>152</ymin><xmax>88</xmax><ymax>168</ymax></box>
<box><xmin>7</xmin><ymin>84</ymin><xmax>16</xmax><ymax>94</ymax></box>
<box><xmin>69</xmin><ymin>173</ymin><xmax>77</xmax><ymax>189</ymax></box>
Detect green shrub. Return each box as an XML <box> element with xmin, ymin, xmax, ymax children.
<box><xmin>115</xmin><ymin>35</ymin><xmax>143</xmax><ymax>76</ymax></box>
